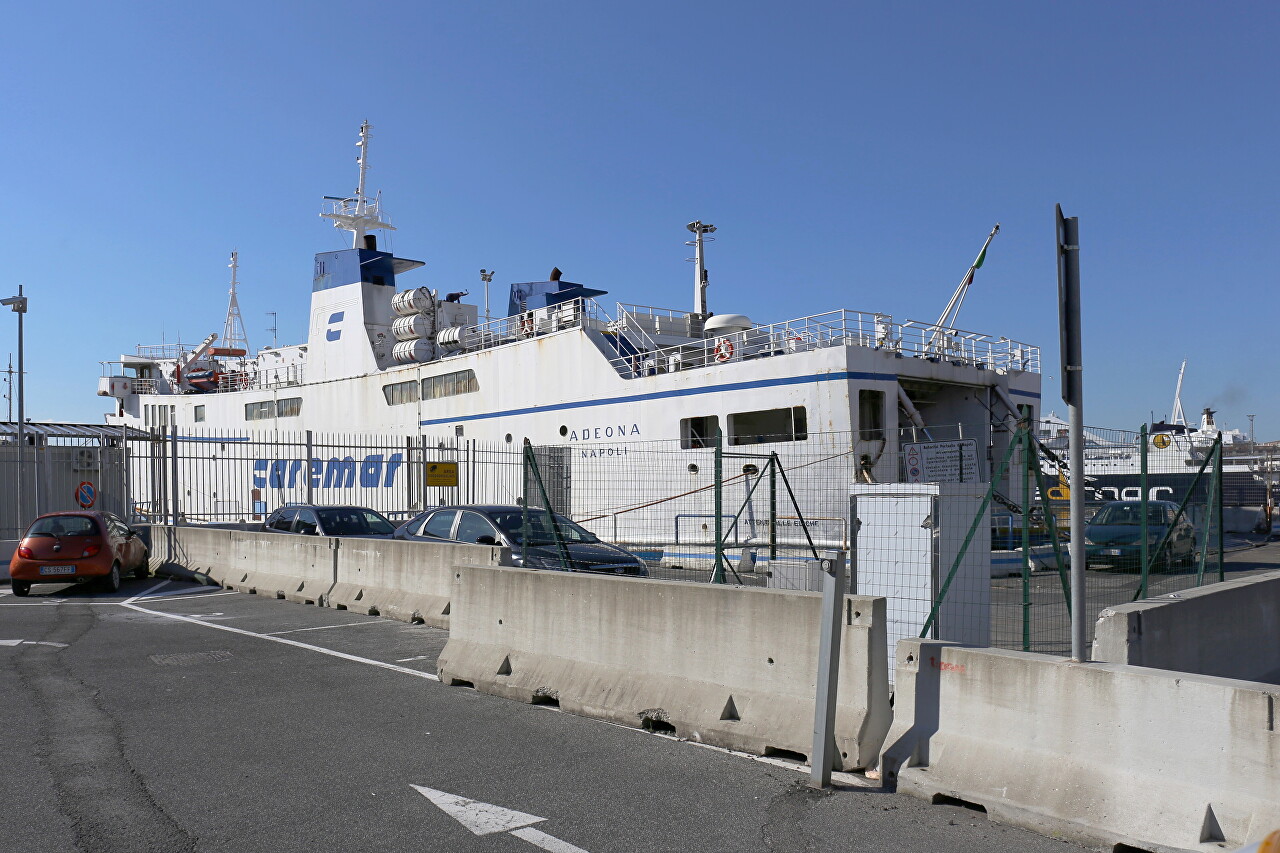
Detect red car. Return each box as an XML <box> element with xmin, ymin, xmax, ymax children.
<box><xmin>8</xmin><ymin>511</ymin><xmax>150</xmax><ymax>597</ymax></box>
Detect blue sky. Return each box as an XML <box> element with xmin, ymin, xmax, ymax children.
<box><xmin>3</xmin><ymin>2</ymin><xmax>1276</xmax><ymax>438</ymax></box>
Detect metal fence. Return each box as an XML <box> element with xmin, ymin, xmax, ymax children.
<box><xmin>1</xmin><ymin>425</ymin><xmax>132</xmax><ymax>538</ymax></box>
<box><xmin>10</xmin><ymin>420</ymin><xmax>1249</xmax><ymax>660</ymax></box>
<box><xmin>125</xmin><ymin>428</ymin><xmax>524</xmax><ymax>526</ymax></box>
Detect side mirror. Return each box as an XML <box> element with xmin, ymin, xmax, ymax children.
<box><xmin>125</xmin><ymin>529</ymin><xmax>138</xmax><ymax>539</ymax></box>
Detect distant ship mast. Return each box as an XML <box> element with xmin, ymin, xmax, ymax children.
<box><xmin>320</xmin><ymin>120</ymin><xmax>396</xmax><ymax>248</ymax></box>
<box><xmin>222</xmin><ymin>250</ymin><xmax>250</xmax><ymax>354</ymax></box>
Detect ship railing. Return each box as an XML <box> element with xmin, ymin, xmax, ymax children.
<box><xmin>133</xmin><ymin>342</ymin><xmax>195</xmax><ymax>361</ymax></box>
<box><xmin>434</xmin><ymin>298</ymin><xmax>611</xmax><ymax>358</ymax></box>
<box><xmin>605</xmin><ymin>309</ymin><xmax>1041</xmax><ymax>377</ymax></box>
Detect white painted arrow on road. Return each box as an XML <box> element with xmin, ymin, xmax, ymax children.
<box><xmin>411</xmin><ymin>785</ymin><xmax>591</xmax><ymax>853</ymax></box>
<box><xmin>0</xmin><ymin>639</ymin><xmax>69</xmax><ymax>648</ymax></box>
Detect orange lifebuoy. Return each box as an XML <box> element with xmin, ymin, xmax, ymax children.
<box><xmin>714</xmin><ymin>339</ymin><xmax>734</xmax><ymax>362</ymax></box>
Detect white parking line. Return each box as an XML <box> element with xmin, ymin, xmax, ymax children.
<box><xmin>137</xmin><ymin>591</ymin><xmax>239</xmax><ymax>603</ymax></box>
<box><xmin>119</xmin><ymin>602</ymin><xmax>440</xmax><ymax>682</ymax></box>
<box><xmin>266</xmin><ymin>621</ymin><xmax>386</xmax><ymax>636</ymax></box>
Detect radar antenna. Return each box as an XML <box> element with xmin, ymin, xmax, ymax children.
<box><xmin>222</xmin><ymin>251</ymin><xmax>250</xmax><ymax>354</ymax></box>
<box><xmin>320</xmin><ymin>120</ymin><xmax>397</xmax><ymax>248</ymax></box>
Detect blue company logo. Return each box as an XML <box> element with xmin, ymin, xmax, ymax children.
<box><xmin>326</xmin><ymin>311</ymin><xmax>345</xmax><ymax>342</ymax></box>
<box><xmin>252</xmin><ymin>453</ymin><xmax>404</xmax><ymax>489</ymax></box>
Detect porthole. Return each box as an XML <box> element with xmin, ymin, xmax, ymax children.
<box><xmin>559</xmin><ymin>425</ymin><xmax>568</xmax><ymax>437</ymax></box>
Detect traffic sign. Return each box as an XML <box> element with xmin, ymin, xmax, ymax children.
<box><xmin>76</xmin><ymin>481</ymin><xmax>97</xmax><ymax>508</ymax></box>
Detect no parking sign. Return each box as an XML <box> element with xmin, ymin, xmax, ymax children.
<box><xmin>76</xmin><ymin>481</ymin><xmax>97</xmax><ymax>508</ymax></box>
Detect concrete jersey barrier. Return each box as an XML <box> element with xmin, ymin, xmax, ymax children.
<box><xmin>328</xmin><ymin>537</ymin><xmax>507</xmax><ymax>627</ymax></box>
<box><xmin>147</xmin><ymin>525</ymin><xmax>507</xmax><ymax>627</ymax></box>
<box><xmin>1093</xmin><ymin>570</ymin><xmax>1280</xmax><ymax>684</ymax></box>
<box><xmin>436</xmin><ymin>565</ymin><xmax>891</xmax><ymax>770</ymax></box>
<box><xmin>881</xmin><ymin>639</ymin><xmax>1280</xmax><ymax>853</ymax></box>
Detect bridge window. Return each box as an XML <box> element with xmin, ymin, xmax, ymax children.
<box><xmin>245</xmin><ymin>401</ymin><xmax>274</xmax><ymax>421</ymax></box>
<box><xmin>277</xmin><ymin>398</ymin><xmax>302</xmax><ymax>418</ymax></box>
<box><xmin>680</xmin><ymin>416</ymin><xmax>720</xmax><ymax>449</ymax></box>
<box><xmin>423</xmin><ymin>369</ymin><xmax>479</xmax><ymax>400</ymax></box>
<box><xmin>858</xmin><ymin>390</ymin><xmax>885</xmax><ymax>441</ymax></box>
<box><xmin>728</xmin><ymin>407</ymin><xmax>807</xmax><ymax>445</ymax></box>
<box><xmin>383</xmin><ymin>380</ymin><xmax>420</xmax><ymax>406</ymax></box>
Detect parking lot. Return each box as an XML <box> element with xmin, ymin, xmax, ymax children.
<box><xmin>1</xmin><ymin>575</ymin><xmax>1103</xmax><ymax>853</ymax></box>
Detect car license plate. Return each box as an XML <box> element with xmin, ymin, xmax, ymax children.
<box><xmin>1102</xmin><ymin>548</ymin><xmax>1122</xmax><ymax>556</ymax></box>
<box><xmin>38</xmin><ymin>565</ymin><xmax>76</xmax><ymax>575</ymax></box>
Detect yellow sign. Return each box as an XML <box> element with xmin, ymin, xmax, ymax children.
<box><xmin>1152</xmin><ymin>434</ymin><xmax>1172</xmax><ymax>450</ymax></box>
<box><xmin>425</xmin><ymin>462</ymin><xmax>459</xmax><ymax>487</ymax></box>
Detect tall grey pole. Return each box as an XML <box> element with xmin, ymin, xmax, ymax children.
<box><xmin>1056</xmin><ymin>207</ymin><xmax>1086</xmax><ymax>661</ymax></box>
<box><xmin>810</xmin><ymin>534</ymin><xmax>851</xmax><ymax>789</ymax></box>
<box><xmin>2</xmin><ymin>287</ymin><xmax>28</xmax><ymax>533</ymax></box>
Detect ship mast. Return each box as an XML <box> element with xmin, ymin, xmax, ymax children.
<box><xmin>686</xmin><ymin>220</ymin><xmax>716</xmax><ymax>321</ymax></box>
<box><xmin>320</xmin><ymin>120</ymin><xmax>396</xmax><ymax>248</ymax></box>
<box><xmin>222</xmin><ymin>250</ymin><xmax>250</xmax><ymax>354</ymax></box>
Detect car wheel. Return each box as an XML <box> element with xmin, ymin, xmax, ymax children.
<box><xmin>11</xmin><ymin>581</ymin><xmax>30</xmax><ymax>597</ymax></box>
<box><xmin>134</xmin><ymin>548</ymin><xmax>150</xmax><ymax>580</ymax></box>
<box><xmin>103</xmin><ymin>562</ymin><xmax>121</xmax><ymax>593</ymax></box>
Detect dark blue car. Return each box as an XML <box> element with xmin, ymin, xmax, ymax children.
<box><xmin>1084</xmin><ymin>500</ymin><xmax>1196</xmax><ymax>571</ymax></box>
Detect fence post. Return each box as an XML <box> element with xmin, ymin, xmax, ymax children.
<box><xmin>1215</xmin><ymin>433</ymin><xmax>1225</xmax><ymax>581</ymax></box>
<box><xmin>305</xmin><ymin>430</ymin><xmax>315</xmax><ymax>506</ymax></box>
<box><xmin>769</xmin><ymin>453</ymin><xmax>778</xmax><ymax>560</ymax></box>
<box><xmin>712</xmin><ymin>435</ymin><xmax>725</xmax><ymax>583</ymax></box>
<box><xmin>169</xmin><ymin>424</ymin><xmax>180</xmax><ymax>526</ymax></box>
<box><xmin>809</xmin><ymin>544</ymin><xmax>848</xmax><ymax>789</ymax></box>
<box><xmin>1020</xmin><ymin>428</ymin><xmax>1032</xmax><ymax>651</ymax></box>
<box><xmin>1139</xmin><ymin>423</ymin><xmax>1150</xmax><ymax>599</ymax></box>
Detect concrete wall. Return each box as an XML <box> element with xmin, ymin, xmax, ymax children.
<box><xmin>437</xmin><ymin>565</ymin><xmax>892</xmax><ymax>770</ymax></box>
<box><xmin>881</xmin><ymin>639</ymin><xmax>1280</xmax><ymax>853</ymax></box>
<box><xmin>1093</xmin><ymin>570</ymin><xmax>1280</xmax><ymax>684</ymax></box>
<box><xmin>146</xmin><ymin>526</ymin><xmax>508</xmax><ymax>627</ymax></box>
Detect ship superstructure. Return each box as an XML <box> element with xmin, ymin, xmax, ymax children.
<box><xmin>99</xmin><ymin>123</ymin><xmax>1044</xmax><ymax>531</ymax></box>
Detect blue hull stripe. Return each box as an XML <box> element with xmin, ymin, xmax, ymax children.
<box><xmin>1008</xmin><ymin>388</ymin><xmax>1041</xmax><ymax>399</ymax></box>
<box><xmin>422</xmin><ymin>370</ymin><xmax>898</xmax><ymax>427</ymax></box>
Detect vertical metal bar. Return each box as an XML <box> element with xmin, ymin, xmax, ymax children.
<box><xmin>1139</xmin><ymin>424</ymin><xmax>1150</xmax><ymax>598</ymax></box>
<box><xmin>305</xmin><ymin>430</ymin><xmax>315</xmax><ymax>506</ymax></box>
<box><xmin>769</xmin><ymin>453</ymin><xmax>778</xmax><ymax>560</ymax></box>
<box><xmin>809</xmin><ymin>543</ymin><xmax>849</xmax><ymax>790</ymax></box>
<box><xmin>1020</xmin><ymin>428</ymin><xmax>1031</xmax><ymax>651</ymax></box>
<box><xmin>1058</xmin><ymin>208</ymin><xmax>1087</xmax><ymax>662</ymax></box>
<box><xmin>122</xmin><ymin>424</ymin><xmax>131</xmax><ymax>523</ymax></box>
<box><xmin>1215</xmin><ymin>434</ymin><xmax>1225</xmax><ymax>582</ymax></box>
<box><xmin>404</xmin><ymin>436</ymin><xmax>413</xmax><ymax>512</ymax></box>
<box><xmin>169</xmin><ymin>424</ymin><xmax>180</xmax><ymax>526</ymax></box>
<box><xmin>712</xmin><ymin>436</ymin><xmax>725</xmax><ymax>583</ymax></box>
<box><xmin>14</xmin><ymin>285</ymin><xmax>24</xmax><ymax>533</ymax></box>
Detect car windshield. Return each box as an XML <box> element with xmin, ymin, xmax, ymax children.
<box><xmin>27</xmin><ymin>516</ymin><xmax>99</xmax><ymax>537</ymax></box>
<box><xmin>488</xmin><ymin>510</ymin><xmax>600</xmax><ymax>546</ymax></box>
<box><xmin>316</xmin><ymin>508</ymin><xmax>396</xmax><ymax>536</ymax></box>
<box><xmin>1090</xmin><ymin>504</ymin><xmax>1171</xmax><ymax>527</ymax></box>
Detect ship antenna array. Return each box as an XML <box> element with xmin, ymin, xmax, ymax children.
<box><xmin>320</xmin><ymin>120</ymin><xmax>397</xmax><ymax>248</ymax></box>
<box><xmin>222</xmin><ymin>250</ymin><xmax>250</xmax><ymax>354</ymax></box>
<box><xmin>266</xmin><ymin>312</ymin><xmax>279</xmax><ymax>348</ymax></box>
<box><xmin>686</xmin><ymin>220</ymin><xmax>716</xmax><ymax>320</ymax></box>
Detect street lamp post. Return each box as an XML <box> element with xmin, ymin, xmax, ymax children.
<box><xmin>2</xmin><ymin>287</ymin><xmax>27</xmax><ymax>533</ymax></box>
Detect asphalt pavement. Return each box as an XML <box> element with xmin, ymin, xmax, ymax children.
<box><xmin>1</xmin><ymin>577</ymin><xmax>1101</xmax><ymax>853</ymax></box>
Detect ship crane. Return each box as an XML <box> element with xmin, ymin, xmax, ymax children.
<box><xmin>928</xmin><ymin>223</ymin><xmax>1000</xmax><ymax>354</ymax></box>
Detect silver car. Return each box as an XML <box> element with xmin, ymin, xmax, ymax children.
<box><xmin>394</xmin><ymin>505</ymin><xmax>649</xmax><ymax>576</ymax></box>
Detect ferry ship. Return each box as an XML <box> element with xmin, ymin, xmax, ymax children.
<box><xmin>99</xmin><ymin>123</ymin><xmax>1043</xmax><ymax>543</ymax></box>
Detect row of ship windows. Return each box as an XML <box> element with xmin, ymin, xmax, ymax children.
<box><xmin>382</xmin><ymin>369</ymin><xmax>479</xmax><ymax>406</ymax></box>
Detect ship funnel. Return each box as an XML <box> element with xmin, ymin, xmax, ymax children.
<box><xmin>549</xmin><ymin>267</ymin><xmax>562</xmax><ymax>282</ymax></box>
<box><xmin>364</xmin><ymin>235</ymin><xmax>378</xmax><ymax>250</ymax></box>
